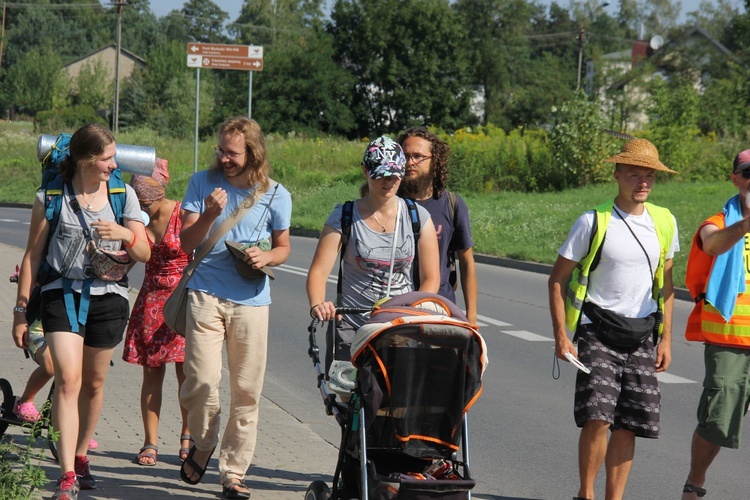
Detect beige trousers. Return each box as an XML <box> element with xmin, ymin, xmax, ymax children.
<box><xmin>180</xmin><ymin>290</ymin><xmax>269</xmax><ymax>485</ymax></box>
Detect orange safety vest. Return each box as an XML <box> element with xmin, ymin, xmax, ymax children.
<box><xmin>685</xmin><ymin>213</ymin><xmax>750</xmax><ymax>347</ymax></box>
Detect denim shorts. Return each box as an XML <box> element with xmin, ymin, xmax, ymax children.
<box><xmin>41</xmin><ymin>289</ymin><xmax>129</xmax><ymax>348</ymax></box>
<box><xmin>696</xmin><ymin>344</ymin><xmax>750</xmax><ymax>449</ymax></box>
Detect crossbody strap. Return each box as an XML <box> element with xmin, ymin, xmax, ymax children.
<box><xmin>183</xmin><ymin>181</ymin><xmax>273</xmax><ymax>277</ymax></box>
<box><xmin>612</xmin><ymin>205</ymin><xmax>654</xmax><ymax>281</ymax></box>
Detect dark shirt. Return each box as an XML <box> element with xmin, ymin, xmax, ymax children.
<box><xmin>414</xmin><ymin>191</ymin><xmax>474</xmax><ymax>303</ymax></box>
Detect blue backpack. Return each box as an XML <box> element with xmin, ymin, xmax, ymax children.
<box><xmin>39</xmin><ymin>133</ymin><xmax>129</xmax><ymax>331</ymax></box>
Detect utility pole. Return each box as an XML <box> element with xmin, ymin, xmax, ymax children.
<box><xmin>0</xmin><ymin>3</ymin><xmax>7</xmax><ymax>81</ymax></box>
<box><xmin>113</xmin><ymin>0</ymin><xmax>126</xmax><ymax>133</ymax></box>
<box><xmin>576</xmin><ymin>22</ymin><xmax>585</xmax><ymax>91</ymax></box>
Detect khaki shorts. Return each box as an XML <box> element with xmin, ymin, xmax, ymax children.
<box><xmin>696</xmin><ymin>344</ymin><xmax>750</xmax><ymax>449</ymax></box>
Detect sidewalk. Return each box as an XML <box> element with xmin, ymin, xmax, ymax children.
<box><xmin>0</xmin><ymin>242</ymin><xmax>339</xmax><ymax>499</ymax></box>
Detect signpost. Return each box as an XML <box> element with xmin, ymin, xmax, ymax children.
<box><xmin>187</xmin><ymin>43</ymin><xmax>263</xmax><ymax>171</ymax></box>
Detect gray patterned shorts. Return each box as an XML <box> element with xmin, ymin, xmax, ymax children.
<box><xmin>573</xmin><ymin>324</ymin><xmax>661</xmax><ymax>439</ymax></box>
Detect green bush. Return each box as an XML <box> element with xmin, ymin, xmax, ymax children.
<box><xmin>447</xmin><ymin>124</ymin><xmax>557</xmax><ymax>193</ymax></box>
<box><xmin>34</xmin><ymin>106</ymin><xmax>107</xmax><ymax>134</ymax></box>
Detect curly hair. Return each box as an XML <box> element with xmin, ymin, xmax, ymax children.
<box><xmin>396</xmin><ymin>126</ymin><xmax>450</xmax><ymax>198</ymax></box>
<box><xmin>211</xmin><ymin>116</ymin><xmax>270</xmax><ymax>191</ymax></box>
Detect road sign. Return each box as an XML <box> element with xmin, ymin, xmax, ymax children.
<box><xmin>186</xmin><ymin>43</ymin><xmax>263</xmax><ymax>72</ymax></box>
<box><xmin>187</xmin><ymin>55</ymin><xmax>263</xmax><ymax>71</ymax></box>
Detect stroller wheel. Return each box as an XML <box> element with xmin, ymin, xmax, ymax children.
<box><xmin>304</xmin><ymin>480</ymin><xmax>331</xmax><ymax>500</ymax></box>
<box><xmin>0</xmin><ymin>379</ymin><xmax>14</xmax><ymax>438</ymax></box>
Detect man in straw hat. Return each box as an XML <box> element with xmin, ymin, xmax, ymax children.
<box><xmin>680</xmin><ymin>149</ymin><xmax>750</xmax><ymax>499</ymax></box>
<box><xmin>548</xmin><ymin>137</ymin><xmax>679</xmax><ymax>500</ymax></box>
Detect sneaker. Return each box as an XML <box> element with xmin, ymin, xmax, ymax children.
<box><xmin>74</xmin><ymin>455</ymin><xmax>96</xmax><ymax>490</ymax></box>
<box><xmin>13</xmin><ymin>400</ymin><xmax>40</xmax><ymax>422</ymax></box>
<box><xmin>88</xmin><ymin>438</ymin><xmax>99</xmax><ymax>450</ymax></box>
<box><xmin>52</xmin><ymin>471</ymin><xmax>79</xmax><ymax>500</ymax></box>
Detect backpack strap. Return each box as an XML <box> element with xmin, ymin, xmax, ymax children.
<box><xmin>445</xmin><ymin>190</ymin><xmax>459</xmax><ymax>288</ymax></box>
<box><xmin>336</xmin><ymin>201</ymin><xmax>354</xmax><ymax>303</ymax></box>
<box><xmin>404</xmin><ymin>198</ymin><xmax>422</xmax><ymax>290</ymax></box>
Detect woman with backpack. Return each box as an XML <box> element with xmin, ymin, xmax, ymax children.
<box><xmin>306</xmin><ymin>135</ymin><xmax>440</xmax><ymax>364</ymax></box>
<box><xmin>11</xmin><ymin>123</ymin><xmax>150</xmax><ymax>500</ymax></box>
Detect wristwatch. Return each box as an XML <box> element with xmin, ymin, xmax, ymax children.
<box><xmin>13</xmin><ymin>306</ymin><xmax>27</xmax><ymax>314</ymax></box>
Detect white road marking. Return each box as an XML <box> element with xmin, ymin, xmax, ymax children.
<box><xmin>501</xmin><ymin>330</ymin><xmax>554</xmax><ymax>342</ymax></box>
<box><xmin>476</xmin><ymin>314</ymin><xmax>511</xmax><ymax>327</ymax></box>
<box><xmin>656</xmin><ymin>372</ymin><xmax>697</xmax><ymax>384</ymax></box>
<box><xmin>276</xmin><ymin>264</ymin><xmax>336</xmax><ymax>283</ymax></box>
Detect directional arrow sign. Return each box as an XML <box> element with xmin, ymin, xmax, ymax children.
<box><xmin>186</xmin><ymin>55</ymin><xmax>263</xmax><ymax>71</ymax></box>
<box><xmin>188</xmin><ymin>43</ymin><xmax>263</xmax><ymax>60</ymax></box>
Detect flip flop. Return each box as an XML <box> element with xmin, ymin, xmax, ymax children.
<box><xmin>223</xmin><ymin>478</ymin><xmax>251</xmax><ymax>499</ymax></box>
<box><xmin>179</xmin><ymin>434</ymin><xmax>193</xmax><ymax>462</ymax></box>
<box><xmin>180</xmin><ymin>445</ymin><xmax>215</xmax><ymax>485</ymax></box>
<box><xmin>134</xmin><ymin>444</ymin><xmax>158</xmax><ymax>466</ymax></box>
<box><xmin>683</xmin><ymin>483</ymin><xmax>707</xmax><ymax>498</ymax></box>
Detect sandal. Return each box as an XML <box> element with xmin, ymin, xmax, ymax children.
<box><xmin>223</xmin><ymin>478</ymin><xmax>251</xmax><ymax>499</ymax></box>
<box><xmin>134</xmin><ymin>444</ymin><xmax>158</xmax><ymax>466</ymax></box>
<box><xmin>179</xmin><ymin>434</ymin><xmax>193</xmax><ymax>462</ymax></box>
<box><xmin>683</xmin><ymin>483</ymin><xmax>707</xmax><ymax>498</ymax></box>
<box><xmin>180</xmin><ymin>445</ymin><xmax>215</xmax><ymax>485</ymax></box>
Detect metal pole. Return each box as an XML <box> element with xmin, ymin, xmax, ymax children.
<box><xmin>248</xmin><ymin>71</ymin><xmax>253</xmax><ymax>118</ymax></box>
<box><xmin>576</xmin><ymin>23</ymin><xmax>584</xmax><ymax>91</ymax></box>
<box><xmin>194</xmin><ymin>68</ymin><xmax>200</xmax><ymax>173</ymax></box>
<box><xmin>114</xmin><ymin>1</ymin><xmax>125</xmax><ymax>133</ymax></box>
<box><xmin>0</xmin><ymin>3</ymin><xmax>7</xmax><ymax>81</ymax></box>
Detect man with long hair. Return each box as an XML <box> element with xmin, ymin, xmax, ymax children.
<box><xmin>178</xmin><ymin>116</ymin><xmax>292</xmax><ymax>499</ymax></box>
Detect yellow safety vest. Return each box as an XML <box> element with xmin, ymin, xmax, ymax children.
<box><xmin>564</xmin><ymin>200</ymin><xmax>675</xmax><ymax>335</ymax></box>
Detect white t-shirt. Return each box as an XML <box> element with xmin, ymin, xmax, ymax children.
<box><xmin>558</xmin><ymin>204</ymin><xmax>679</xmax><ymax>320</ymax></box>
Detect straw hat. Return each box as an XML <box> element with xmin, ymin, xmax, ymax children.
<box><xmin>603</xmin><ymin>138</ymin><xmax>677</xmax><ymax>174</ymax></box>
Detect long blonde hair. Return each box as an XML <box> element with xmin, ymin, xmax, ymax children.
<box><xmin>210</xmin><ymin>116</ymin><xmax>270</xmax><ymax>191</ymax></box>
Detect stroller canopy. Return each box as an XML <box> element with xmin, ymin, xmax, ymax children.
<box><xmin>350</xmin><ymin>292</ymin><xmax>488</xmax><ymax>458</ymax></box>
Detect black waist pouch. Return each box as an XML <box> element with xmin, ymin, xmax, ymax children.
<box><xmin>582</xmin><ymin>301</ymin><xmax>656</xmax><ymax>350</ymax></box>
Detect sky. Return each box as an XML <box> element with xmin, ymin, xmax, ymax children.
<box><xmin>147</xmin><ymin>0</ymin><xmax>742</xmax><ymax>24</ymax></box>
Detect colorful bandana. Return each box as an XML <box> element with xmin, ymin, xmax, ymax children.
<box><xmin>361</xmin><ymin>136</ymin><xmax>405</xmax><ymax>179</ymax></box>
<box><xmin>130</xmin><ymin>158</ymin><xmax>169</xmax><ymax>202</ymax></box>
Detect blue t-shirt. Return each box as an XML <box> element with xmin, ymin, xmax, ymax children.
<box><xmin>182</xmin><ymin>170</ymin><xmax>292</xmax><ymax>306</ymax></box>
<box><xmin>414</xmin><ymin>191</ymin><xmax>474</xmax><ymax>303</ymax></box>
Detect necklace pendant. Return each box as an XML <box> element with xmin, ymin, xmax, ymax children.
<box><xmin>381</xmin><ymin>227</ymin><xmax>386</xmax><ymax>233</ymax></box>
<box><xmin>87</xmin><ymin>204</ymin><xmax>92</xmax><ymax>210</ymax></box>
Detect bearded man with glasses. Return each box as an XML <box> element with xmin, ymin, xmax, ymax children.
<box><xmin>681</xmin><ymin>149</ymin><xmax>750</xmax><ymax>500</ymax></box>
<box><xmin>397</xmin><ymin>127</ymin><xmax>477</xmax><ymax>324</ymax></box>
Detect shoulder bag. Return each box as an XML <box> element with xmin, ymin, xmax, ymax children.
<box><xmin>163</xmin><ymin>181</ymin><xmax>272</xmax><ymax>336</ymax></box>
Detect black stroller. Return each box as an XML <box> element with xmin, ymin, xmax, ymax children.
<box><xmin>306</xmin><ymin>292</ymin><xmax>488</xmax><ymax>500</ymax></box>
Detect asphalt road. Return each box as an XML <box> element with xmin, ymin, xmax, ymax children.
<box><xmin>2</xmin><ymin>206</ymin><xmax>749</xmax><ymax>499</ymax></box>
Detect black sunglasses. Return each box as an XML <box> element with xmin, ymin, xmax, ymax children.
<box><xmin>736</xmin><ymin>169</ymin><xmax>750</xmax><ymax>179</ymax></box>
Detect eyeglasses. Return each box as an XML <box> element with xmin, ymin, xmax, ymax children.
<box><xmin>214</xmin><ymin>146</ymin><xmax>245</xmax><ymax>160</ymax></box>
<box><xmin>735</xmin><ymin>169</ymin><xmax>750</xmax><ymax>179</ymax></box>
<box><xmin>404</xmin><ymin>154</ymin><xmax>432</xmax><ymax>165</ymax></box>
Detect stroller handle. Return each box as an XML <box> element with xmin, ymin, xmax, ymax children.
<box><xmin>335</xmin><ymin>307</ymin><xmax>371</xmax><ymax>315</ymax></box>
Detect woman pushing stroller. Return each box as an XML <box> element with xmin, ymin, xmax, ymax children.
<box><xmin>307</xmin><ymin>135</ymin><xmax>440</xmax><ymax>358</ymax></box>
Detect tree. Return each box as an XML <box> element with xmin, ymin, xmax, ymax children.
<box><xmin>686</xmin><ymin>0</ymin><xmax>739</xmax><ymax>42</ymax></box>
<box><xmin>74</xmin><ymin>60</ymin><xmax>114</xmax><ymax>111</ymax></box>
<box><xmin>4</xmin><ymin>48</ymin><xmax>63</xmax><ymax>115</ymax></box>
<box><xmin>181</xmin><ymin>0</ymin><xmax>229</xmax><ymax>43</ymax></box>
<box><xmin>331</xmin><ymin>0</ymin><xmax>474</xmax><ymax>136</ymax></box>
<box><xmin>252</xmin><ymin>29</ymin><xmax>356</xmax><ymax>135</ymax></box>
